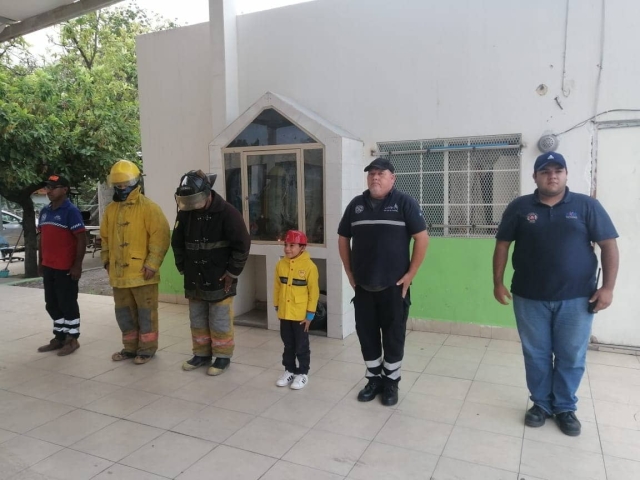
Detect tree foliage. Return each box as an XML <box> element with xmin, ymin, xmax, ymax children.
<box><xmin>0</xmin><ymin>2</ymin><xmax>177</xmax><ymax>276</ymax></box>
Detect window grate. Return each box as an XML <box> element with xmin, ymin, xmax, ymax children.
<box><xmin>377</xmin><ymin>134</ymin><xmax>521</xmax><ymax>238</ymax></box>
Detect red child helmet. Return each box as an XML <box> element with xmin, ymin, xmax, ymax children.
<box><xmin>284</xmin><ymin>230</ymin><xmax>308</xmax><ymax>245</ymax></box>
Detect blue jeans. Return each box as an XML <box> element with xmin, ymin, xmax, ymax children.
<box><xmin>512</xmin><ymin>295</ymin><xmax>594</xmax><ymax>414</ymax></box>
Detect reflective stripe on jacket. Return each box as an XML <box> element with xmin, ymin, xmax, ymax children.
<box><xmin>171</xmin><ymin>192</ymin><xmax>250</xmax><ymax>302</ymax></box>
<box><xmin>273</xmin><ymin>251</ymin><xmax>320</xmax><ymax>321</ymax></box>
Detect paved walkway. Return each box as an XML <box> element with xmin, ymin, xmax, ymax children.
<box><xmin>0</xmin><ymin>285</ymin><xmax>639</xmax><ymax>480</ymax></box>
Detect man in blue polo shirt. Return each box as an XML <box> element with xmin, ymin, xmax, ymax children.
<box><xmin>338</xmin><ymin>158</ymin><xmax>429</xmax><ymax>406</ymax></box>
<box><xmin>37</xmin><ymin>174</ymin><xmax>86</xmax><ymax>356</ymax></box>
<box><xmin>493</xmin><ymin>152</ymin><xmax>619</xmax><ymax>436</ymax></box>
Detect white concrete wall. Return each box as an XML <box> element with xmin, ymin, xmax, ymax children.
<box><xmin>136</xmin><ymin>0</ymin><xmax>640</xmax><ymax>342</ymax></box>
<box><xmin>137</xmin><ymin>23</ymin><xmax>213</xmax><ymax>219</ymax></box>
<box><xmin>585</xmin><ymin>0</ymin><xmax>640</xmax><ymax>346</ymax></box>
<box><xmin>137</xmin><ymin>0</ymin><xmax>640</xmax><ymax>220</ymax></box>
<box><xmin>597</xmin><ymin>0</ymin><xmax>640</xmax><ymax>114</ymax></box>
<box><xmin>593</xmin><ymin>125</ymin><xmax>640</xmax><ymax>347</ymax></box>
<box><xmin>236</xmin><ymin>0</ymin><xmax>639</xmax><ymax>195</ymax></box>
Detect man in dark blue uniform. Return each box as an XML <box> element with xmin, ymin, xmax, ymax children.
<box><xmin>338</xmin><ymin>158</ymin><xmax>429</xmax><ymax>406</ymax></box>
<box><xmin>493</xmin><ymin>152</ymin><xmax>619</xmax><ymax>436</ymax></box>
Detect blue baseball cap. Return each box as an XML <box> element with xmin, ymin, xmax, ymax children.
<box><xmin>534</xmin><ymin>152</ymin><xmax>567</xmax><ymax>172</ymax></box>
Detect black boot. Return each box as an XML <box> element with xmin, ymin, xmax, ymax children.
<box><xmin>524</xmin><ymin>405</ymin><xmax>551</xmax><ymax>428</ymax></box>
<box><xmin>182</xmin><ymin>355</ymin><xmax>212</xmax><ymax>371</ymax></box>
<box><xmin>208</xmin><ymin>357</ymin><xmax>231</xmax><ymax>376</ymax></box>
<box><xmin>555</xmin><ymin>411</ymin><xmax>581</xmax><ymax>436</ymax></box>
<box><xmin>357</xmin><ymin>378</ymin><xmax>384</xmax><ymax>402</ymax></box>
<box><xmin>381</xmin><ymin>383</ymin><xmax>399</xmax><ymax>406</ymax></box>
<box><xmin>525</xmin><ymin>405</ymin><xmax>551</xmax><ymax>427</ymax></box>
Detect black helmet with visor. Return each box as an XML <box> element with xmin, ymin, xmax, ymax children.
<box><xmin>174</xmin><ymin>170</ymin><xmax>217</xmax><ymax>211</ymax></box>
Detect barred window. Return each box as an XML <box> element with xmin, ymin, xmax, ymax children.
<box><xmin>377</xmin><ymin>134</ymin><xmax>522</xmax><ymax>237</ymax></box>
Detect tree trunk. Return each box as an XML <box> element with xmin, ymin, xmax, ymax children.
<box><xmin>18</xmin><ymin>197</ymin><xmax>38</xmax><ymax>278</ymax></box>
<box><xmin>2</xmin><ymin>183</ymin><xmax>42</xmax><ymax>278</ymax></box>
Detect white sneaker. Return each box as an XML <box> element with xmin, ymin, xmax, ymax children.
<box><xmin>290</xmin><ymin>374</ymin><xmax>308</xmax><ymax>390</ymax></box>
<box><xmin>276</xmin><ymin>370</ymin><xmax>295</xmax><ymax>387</ymax></box>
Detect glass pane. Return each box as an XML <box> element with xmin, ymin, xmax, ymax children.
<box><xmin>224</xmin><ymin>153</ymin><xmax>243</xmax><ymax>214</ymax></box>
<box><xmin>247</xmin><ymin>153</ymin><xmax>298</xmax><ymax>241</ymax></box>
<box><xmin>227</xmin><ymin>108</ymin><xmax>318</xmax><ymax>147</ymax></box>
<box><xmin>304</xmin><ymin>149</ymin><xmax>324</xmax><ymax>244</ymax></box>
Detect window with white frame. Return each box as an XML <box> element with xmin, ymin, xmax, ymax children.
<box><xmin>377</xmin><ymin>134</ymin><xmax>522</xmax><ymax>237</ymax></box>
<box><xmin>223</xmin><ymin>108</ymin><xmax>325</xmax><ymax>245</ymax></box>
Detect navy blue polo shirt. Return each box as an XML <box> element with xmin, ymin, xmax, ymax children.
<box><xmin>338</xmin><ymin>188</ymin><xmax>427</xmax><ymax>288</ymax></box>
<box><xmin>496</xmin><ymin>188</ymin><xmax>618</xmax><ymax>301</ymax></box>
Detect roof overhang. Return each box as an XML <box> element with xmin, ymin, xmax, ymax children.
<box><xmin>0</xmin><ymin>0</ymin><xmax>125</xmax><ymax>43</ymax></box>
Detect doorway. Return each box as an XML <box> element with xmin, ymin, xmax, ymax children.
<box><xmin>593</xmin><ymin>125</ymin><xmax>640</xmax><ymax>347</ymax></box>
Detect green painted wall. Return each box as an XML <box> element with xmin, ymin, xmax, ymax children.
<box><xmin>159</xmin><ymin>235</ymin><xmax>516</xmax><ymax>328</ymax></box>
<box><xmin>410</xmin><ymin>237</ymin><xmax>515</xmax><ymax>327</ymax></box>
<box><xmin>158</xmin><ymin>247</ymin><xmax>185</xmax><ymax>295</ymax></box>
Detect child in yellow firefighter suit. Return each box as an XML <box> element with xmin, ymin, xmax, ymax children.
<box><xmin>101</xmin><ymin>160</ymin><xmax>170</xmax><ymax>365</ymax></box>
<box><xmin>273</xmin><ymin>230</ymin><xmax>319</xmax><ymax>390</ymax></box>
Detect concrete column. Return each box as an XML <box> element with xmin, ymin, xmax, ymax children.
<box><xmin>97</xmin><ymin>182</ymin><xmax>112</xmax><ymax>224</ymax></box>
<box><xmin>209</xmin><ymin>0</ymin><xmax>239</xmax><ymax>137</ymax></box>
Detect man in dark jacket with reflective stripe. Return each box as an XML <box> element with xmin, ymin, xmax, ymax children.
<box><xmin>171</xmin><ymin>170</ymin><xmax>251</xmax><ymax>376</ymax></box>
<box><xmin>338</xmin><ymin>158</ymin><xmax>429</xmax><ymax>406</ymax></box>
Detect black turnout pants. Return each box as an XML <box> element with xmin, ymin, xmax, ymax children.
<box><xmin>42</xmin><ymin>266</ymin><xmax>80</xmax><ymax>339</ymax></box>
<box><xmin>354</xmin><ymin>285</ymin><xmax>410</xmax><ymax>385</ymax></box>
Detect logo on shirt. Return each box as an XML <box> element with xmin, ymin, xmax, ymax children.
<box><xmin>355</xmin><ymin>205</ymin><xmax>364</xmax><ymax>214</ymax></box>
<box><xmin>566</xmin><ymin>211</ymin><xmax>578</xmax><ymax>219</ymax></box>
<box><xmin>383</xmin><ymin>203</ymin><xmax>399</xmax><ymax>213</ymax></box>
<box><xmin>41</xmin><ymin>213</ymin><xmax>47</xmax><ymax>221</ymax></box>
<box><xmin>54</xmin><ymin>215</ymin><xmax>61</xmax><ymax>221</ymax></box>
<box><xmin>298</xmin><ymin>270</ymin><xmax>306</xmax><ymax>278</ymax></box>
<box><xmin>526</xmin><ymin>212</ymin><xmax>538</xmax><ymax>223</ymax></box>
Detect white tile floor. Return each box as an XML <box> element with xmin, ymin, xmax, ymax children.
<box><xmin>1</xmin><ymin>285</ymin><xmax>640</xmax><ymax>479</ymax></box>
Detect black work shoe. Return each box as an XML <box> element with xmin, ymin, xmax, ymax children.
<box><xmin>525</xmin><ymin>405</ymin><xmax>551</xmax><ymax>427</ymax></box>
<box><xmin>555</xmin><ymin>411</ymin><xmax>582</xmax><ymax>436</ymax></box>
<box><xmin>182</xmin><ymin>355</ymin><xmax>212</xmax><ymax>371</ymax></box>
<box><xmin>207</xmin><ymin>357</ymin><xmax>231</xmax><ymax>376</ymax></box>
<box><xmin>357</xmin><ymin>379</ymin><xmax>384</xmax><ymax>402</ymax></box>
<box><xmin>381</xmin><ymin>383</ymin><xmax>399</xmax><ymax>406</ymax></box>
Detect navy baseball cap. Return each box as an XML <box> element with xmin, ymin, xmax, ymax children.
<box><xmin>534</xmin><ymin>152</ymin><xmax>567</xmax><ymax>172</ymax></box>
<box><xmin>364</xmin><ymin>158</ymin><xmax>395</xmax><ymax>173</ymax></box>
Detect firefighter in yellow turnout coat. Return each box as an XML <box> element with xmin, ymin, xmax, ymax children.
<box><xmin>273</xmin><ymin>230</ymin><xmax>319</xmax><ymax>390</ymax></box>
<box><xmin>101</xmin><ymin>160</ymin><xmax>170</xmax><ymax>364</ymax></box>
